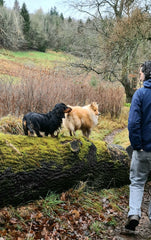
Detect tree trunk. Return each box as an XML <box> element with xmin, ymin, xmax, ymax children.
<box><xmin>0</xmin><ymin>133</ymin><xmax>130</xmax><ymax>207</ymax></box>
<box><xmin>120</xmin><ymin>60</ymin><xmax>136</xmax><ymax>103</ymax></box>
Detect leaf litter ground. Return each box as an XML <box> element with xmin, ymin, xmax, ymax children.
<box><xmin>0</xmin><ymin>182</ymin><xmax>151</xmax><ymax>240</ymax></box>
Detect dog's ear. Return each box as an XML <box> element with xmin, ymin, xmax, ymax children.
<box><xmin>90</xmin><ymin>102</ymin><xmax>97</xmax><ymax>110</ymax></box>
<box><xmin>91</xmin><ymin>102</ymin><xmax>98</xmax><ymax>107</ymax></box>
<box><xmin>64</xmin><ymin>107</ymin><xmax>72</xmax><ymax>113</ymax></box>
<box><xmin>90</xmin><ymin>102</ymin><xmax>100</xmax><ymax>115</ymax></box>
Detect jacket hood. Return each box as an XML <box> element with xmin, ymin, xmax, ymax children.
<box><xmin>143</xmin><ymin>79</ymin><xmax>151</xmax><ymax>88</ymax></box>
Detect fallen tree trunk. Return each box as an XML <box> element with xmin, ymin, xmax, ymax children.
<box><xmin>0</xmin><ymin>133</ymin><xmax>130</xmax><ymax>207</ymax></box>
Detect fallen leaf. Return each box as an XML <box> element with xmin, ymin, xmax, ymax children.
<box><xmin>61</xmin><ymin>192</ymin><xmax>66</xmax><ymax>201</ymax></box>
<box><xmin>71</xmin><ymin>210</ymin><xmax>80</xmax><ymax>219</ymax></box>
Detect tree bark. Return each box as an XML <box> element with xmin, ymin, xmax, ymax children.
<box><xmin>120</xmin><ymin>59</ymin><xmax>136</xmax><ymax>103</ymax></box>
<box><xmin>0</xmin><ymin>133</ymin><xmax>130</xmax><ymax>207</ymax></box>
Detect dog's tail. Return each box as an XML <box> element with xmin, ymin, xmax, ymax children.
<box><xmin>22</xmin><ymin>116</ymin><xmax>34</xmax><ymax>135</ymax></box>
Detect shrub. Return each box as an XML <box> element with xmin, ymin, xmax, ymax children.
<box><xmin>0</xmin><ymin>67</ymin><xmax>125</xmax><ymax>118</ymax></box>
<box><xmin>0</xmin><ymin>115</ymin><xmax>23</xmax><ymax>135</ymax></box>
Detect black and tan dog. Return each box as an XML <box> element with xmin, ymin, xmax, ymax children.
<box><xmin>23</xmin><ymin>103</ymin><xmax>72</xmax><ymax>137</ymax></box>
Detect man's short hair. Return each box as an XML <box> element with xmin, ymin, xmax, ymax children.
<box><xmin>141</xmin><ymin>61</ymin><xmax>151</xmax><ymax>80</ymax></box>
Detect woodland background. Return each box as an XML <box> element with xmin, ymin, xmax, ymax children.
<box><xmin>0</xmin><ymin>0</ymin><xmax>151</xmax><ymax>102</ymax></box>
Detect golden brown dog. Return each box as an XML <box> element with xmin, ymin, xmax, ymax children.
<box><xmin>63</xmin><ymin>102</ymin><xmax>100</xmax><ymax>138</ymax></box>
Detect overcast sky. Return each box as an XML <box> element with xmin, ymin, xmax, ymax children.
<box><xmin>4</xmin><ymin>0</ymin><xmax>85</xmax><ymax>19</ymax></box>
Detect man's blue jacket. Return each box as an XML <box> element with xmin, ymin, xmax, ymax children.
<box><xmin>128</xmin><ymin>79</ymin><xmax>151</xmax><ymax>151</ymax></box>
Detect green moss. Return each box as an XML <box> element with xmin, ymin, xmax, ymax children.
<box><xmin>60</xmin><ymin>136</ymin><xmax>92</xmax><ymax>161</ymax></box>
<box><xmin>0</xmin><ymin>133</ymin><xmax>96</xmax><ymax>173</ymax></box>
<box><xmin>0</xmin><ymin>132</ymin><xmax>128</xmax><ymax>174</ymax></box>
<box><xmin>92</xmin><ymin>140</ymin><xmax>110</xmax><ymax>162</ymax></box>
<box><xmin>0</xmin><ymin>133</ymin><xmax>75</xmax><ymax>173</ymax></box>
<box><xmin>92</xmin><ymin>139</ymin><xmax>129</xmax><ymax>172</ymax></box>
<box><xmin>76</xmin><ymin>137</ymin><xmax>92</xmax><ymax>161</ymax></box>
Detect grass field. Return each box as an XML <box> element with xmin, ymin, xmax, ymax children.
<box><xmin>0</xmin><ymin>48</ymin><xmax>70</xmax><ymax>66</ymax></box>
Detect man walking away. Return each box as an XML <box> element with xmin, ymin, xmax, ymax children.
<box><xmin>125</xmin><ymin>61</ymin><xmax>151</xmax><ymax>231</ymax></box>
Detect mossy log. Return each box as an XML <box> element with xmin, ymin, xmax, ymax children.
<box><xmin>0</xmin><ymin>133</ymin><xmax>130</xmax><ymax>207</ymax></box>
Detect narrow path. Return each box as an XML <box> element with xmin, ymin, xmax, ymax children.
<box><xmin>104</xmin><ymin>129</ymin><xmax>151</xmax><ymax>239</ymax></box>
<box><xmin>113</xmin><ymin>183</ymin><xmax>151</xmax><ymax>240</ymax></box>
<box><xmin>104</xmin><ymin>128</ymin><xmax>124</xmax><ymax>144</ymax></box>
